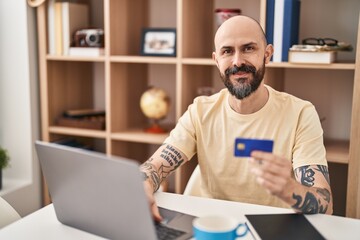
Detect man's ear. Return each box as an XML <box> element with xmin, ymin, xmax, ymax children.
<box><xmin>212</xmin><ymin>52</ymin><xmax>220</xmax><ymax>69</ymax></box>
<box><xmin>264</xmin><ymin>44</ymin><xmax>274</xmax><ymax>64</ymax></box>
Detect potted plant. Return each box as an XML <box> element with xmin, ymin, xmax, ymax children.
<box><xmin>0</xmin><ymin>146</ymin><xmax>10</xmax><ymax>190</ymax></box>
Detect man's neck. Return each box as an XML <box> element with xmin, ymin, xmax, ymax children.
<box><xmin>228</xmin><ymin>84</ymin><xmax>269</xmax><ymax>114</ymax></box>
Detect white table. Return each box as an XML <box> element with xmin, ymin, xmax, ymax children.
<box><xmin>0</xmin><ymin>192</ymin><xmax>359</xmax><ymax>239</ymax></box>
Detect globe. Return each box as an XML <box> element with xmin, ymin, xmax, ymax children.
<box><xmin>140</xmin><ymin>87</ymin><xmax>170</xmax><ymax>133</ymax></box>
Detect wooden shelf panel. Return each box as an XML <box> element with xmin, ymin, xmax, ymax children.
<box><xmin>182</xmin><ymin>58</ymin><xmax>215</xmax><ymax>65</ymax></box>
<box><xmin>110</xmin><ymin>56</ymin><xmax>178</xmax><ymax>64</ymax></box>
<box><xmin>111</xmin><ymin>129</ymin><xmax>169</xmax><ymax>144</ymax></box>
<box><xmin>48</xmin><ymin>126</ymin><xmax>107</xmax><ymax>139</ymax></box>
<box><xmin>181</xmin><ymin>58</ymin><xmax>355</xmax><ymax>70</ymax></box>
<box><xmin>268</xmin><ymin>62</ymin><xmax>355</xmax><ymax>70</ymax></box>
<box><xmin>325</xmin><ymin>139</ymin><xmax>349</xmax><ymax>164</ymax></box>
<box><xmin>46</xmin><ymin>55</ymin><xmax>106</xmax><ymax>62</ymax></box>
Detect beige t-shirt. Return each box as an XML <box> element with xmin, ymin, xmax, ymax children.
<box><xmin>165</xmin><ymin>85</ymin><xmax>327</xmax><ymax>209</ymax></box>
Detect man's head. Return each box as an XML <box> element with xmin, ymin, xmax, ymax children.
<box><xmin>212</xmin><ymin>15</ymin><xmax>273</xmax><ymax>100</ymax></box>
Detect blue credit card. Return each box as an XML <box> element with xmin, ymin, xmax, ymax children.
<box><xmin>234</xmin><ymin>138</ymin><xmax>274</xmax><ymax>157</ymax></box>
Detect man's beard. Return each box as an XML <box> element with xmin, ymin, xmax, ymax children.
<box><xmin>220</xmin><ymin>60</ymin><xmax>266</xmax><ymax>100</ymax></box>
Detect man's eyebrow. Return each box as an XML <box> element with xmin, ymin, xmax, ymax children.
<box><xmin>220</xmin><ymin>46</ymin><xmax>233</xmax><ymax>50</ymax></box>
<box><xmin>243</xmin><ymin>42</ymin><xmax>258</xmax><ymax>47</ymax></box>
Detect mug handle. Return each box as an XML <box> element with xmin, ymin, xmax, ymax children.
<box><xmin>236</xmin><ymin>223</ymin><xmax>249</xmax><ymax>237</ymax></box>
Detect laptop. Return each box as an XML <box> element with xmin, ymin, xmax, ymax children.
<box><xmin>35</xmin><ymin>141</ymin><xmax>195</xmax><ymax>240</ymax></box>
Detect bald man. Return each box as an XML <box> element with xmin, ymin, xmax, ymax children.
<box><xmin>141</xmin><ymin>15</ymin><xmax>333</xmax><ymax>221</ymax></box>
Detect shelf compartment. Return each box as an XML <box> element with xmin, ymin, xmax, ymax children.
<box><xmin>325</xmin><ymin>139</ymin><xmax>349</xmax><ymax>164</ymax></box>
<box><xmin>181</xmin><ymin>64</ymin><xmax>220</xmax><ymax>113</ymax></box>
<box><xmin>182</xmin><ymin>0</ymin><xmax>262</xmax><ymax>59</ymax></box>
<box><xmin>108</xmin><ymin>0</ymin><xmax>177</xmax><ymax>56</ymax></box>
<box><xmin>48</xmin><ymin>134</ymin><xmax>106</xmax><ymax>153</ymax></box>
<box><xmin>47</xmin><ymin>61</ymin><xmax>105</xmax><ymax>128</ymax></box>
<box><xmin>111</xmin><ymin>129</ymin><xmax>168</xmax><ymax>145</ymax></box>
<box><xmin>110</xmin><ymin>62</ymin><xmax>176</xmax><ymax>133</ymax></box>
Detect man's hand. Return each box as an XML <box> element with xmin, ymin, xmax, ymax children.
<box><xmin>249</xmin><ymin>151</ymin><xmax>333</xmax><ymax>214</ymax></box>
<box><xmin>144</xmin><ymin>180</ymin><xmax>162</xmax><ymax>222</ymax></box>
<box><xmin>249</xmin><ymin>151</ymin><xmax>294</xmax><ymax>198</ymax></box>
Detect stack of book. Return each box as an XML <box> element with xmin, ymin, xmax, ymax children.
<box><xmin>266</xmin><ymin>0</ymin><xmax>301</xmax><ymax>62</ymax></box>
<box><xmin>288</xmin><ymin>45</ymin><xmax>337</xmax><ymax>64</ymax></box>
<box><xmin>56</xmin><ymin>109</ymin><xmax>106</xmax><ymax>130</ymax></box>
<box><xmin>47</xmin><ymin>0</ymin><xmax>103</xmax><ymax>56</ymax></box>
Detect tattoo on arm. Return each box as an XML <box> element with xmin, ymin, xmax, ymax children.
<box><xmin>292</xmin><ymin>188</ymin><xmax>331</xmax><ymax>214</ymax></box>
<box><xmin>159</xmin><ymin>145</ymin><xmax>185</xmax><ymax>171</ymax></box>
<box><xmin>140</xmin><ymin>159</ymin><xmax>161</xmax><ymax>192</ymax></box>
<box><xmin>140</xmin><ymin>145</ymin><xmax>186</xmax><ymax>193</ymax></box>
<box><xmin>315</xmin><ymin>165</ymin><xmax>330</xmax><ymax>185</ymax></box>
<box><xmin>292</xmin><ymin>165</ymin><xmax>331</xmax><ymax>214</ymax></box>
<box><xmin>298</xmin><ymin>165</ymin><xmax>315</xmax><ymax>187</ymax></box>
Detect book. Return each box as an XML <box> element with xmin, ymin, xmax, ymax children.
<box><xmin>281</xmin><ymin>0</ymin><xmax>301</xmax><ymax>61</ymax></box>
<box><xmin>270</xmin><ymin>0</ymin><xmax>301</xmax><ymax>62</ymax></box>
<box><xmin>62</xmin><ymin>2</ymin><xmax>89</xmax><ymax>55</ymax></box>
<box><xmin>68</xmin><ymin>47</ymin><xmax>105</xmax><ymax>57</ymax></box>
<box><xmin>272</xmin><ymin>0</ymin><xmax>285</xmax><ymax>62</ymax></box>
<box><xmin>265</xmin><ymin>0</ymin><xmax>275</xmax><ymax>46</ymax></box>
<box><xmin>47</xmin><ymin>0</ymin><xmax>55</xmax><ymax>54</ymax></box>
<box><xmin>54</xmin><ymin>1</ymin><xmax>63</xmax><ymax>55</ymax></box>
<box><xmin>288</xmin><ymin>50</ymin><xmax>336</xmax><ymax>64</ymax></box>
<box><xmin>63</xmin><ymin>109</ymin><xmax>106</xmax><ymax>118</ymax></box>
<box><xmin>245</xmin><ymin>213</ymin><xmax>325</xmax><ymax>240</ymax></box>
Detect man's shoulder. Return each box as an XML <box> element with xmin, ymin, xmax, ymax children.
<box><xmin>267</xmin><ymin>85</ymin><xmax>313</xmax><ymax>108</ymax></box>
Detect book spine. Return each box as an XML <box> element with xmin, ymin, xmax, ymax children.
<box><xmin>282</xmin><ymin>0</ymin><xmax>301</xmax><ymax>62</ymax></box>
<box><xmin>265</xmin><ymin>0</ymin><xmax>275</xmax><ymax>45</ymax></box>
<box><xmin>62</xmin><ymin>2</ymin><xmax>70</xmax><ymax>55</ymax></box>
<box><xmin>54</xmin><ymin>1</ymin><xmax>63</xmax><ymax>55</ymax></box>
<box><xmin>273</xmin><ymin>0</ymin><xmax>285</xmax><ymax>62</ymax></box>
<box><xmin>47</xmin><ymin>0</ymin><xmax>55</xmax><ymax>54</ymax></box>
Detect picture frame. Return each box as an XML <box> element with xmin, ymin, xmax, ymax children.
<box><xmin>141</xmin><ymin>28</ymin><xmax>176</xmax><ymax>57</ymax></box>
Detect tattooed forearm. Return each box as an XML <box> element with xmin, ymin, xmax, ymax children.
<box><xmin>298</xmin><ymin>166</ymin><xmax>315</xmax><ymax>187</ymax></box>
<box><xmin>140</xmin><ymin>162</ymin><xmax>161</xmax><ymax>192</ymax></box>
<box><xmin>160</xmin><ymin>145</ymin><xmax>184</xmax><ymax>170</ymax></box>
<box><xmin>292</xmin><ymin>188</ymin><xmax>331</xmax><ymax>214</ymax></box>
<box><xmin>292</xmin><ymin>192</ymin><xmax>320</xmax><ymax>214</ymax></box>
<box><xmin>316</xmin><ymin>188</ymin><xmax>331</xmax><ymax>203</ymax></box>
<box><xmin>292</xmin><ymin>165</ymin><xmax>332</xmax><ymax>214</ymax></box>
<box><xmin>315</xmin><ymin>165</ymin><xmax>330</xmax><ymax>185</ymax></box>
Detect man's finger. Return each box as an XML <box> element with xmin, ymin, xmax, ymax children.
<box><xmin>152</xmin><ymin>203</ymin><xmax>163</xmax><ymax>222</ymax></box>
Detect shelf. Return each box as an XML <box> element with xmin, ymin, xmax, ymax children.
<box><xmin>111</xmin><ymin>129</ymin><xmax>169</xmax><ymax>145</ymax></box>
<box><xmin>324</xmin><ymin>139</ymin><xmax>349</xmax><ymax>164</ymax></box>
<box><xmin>110</xmin><ymin>56</ymin><xmax>178</xmax><ymax>64</ymax></box>
<box><xmin>37</xmin><ymin>0</ymin><xmax>360</xmax><ymax>217</ymax></box>
<box><xmin>48</xmin><ymin>126</ymin><xmax>107</xmax><ymax>139</ymax></box>
<box><xmin>182</xmin><ymin>58</ymin><xmax>215</xmax><ymax>65</ymax></box>
<box><xmin>268</xmin><ymin>62</ymin><xmax>355</xmax><ymax>70</ymax></box>
<box><xmin>181</xmin><ymin>58</ymin><xmax>355</xmax><ymax>70</ymax></box>
<box><xmin>46</xmin><ymin>55</ymin><xmax>106</xmax><ymax>62</ymax></box>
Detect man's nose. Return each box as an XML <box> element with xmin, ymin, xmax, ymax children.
<box><xmin>232</xmin><ymin>51</ymin><xmax>246</xmax><ymax>67</ymax></box>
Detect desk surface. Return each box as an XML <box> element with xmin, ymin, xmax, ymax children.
<box><xmin>1</xmin><ymin>192</ymin><xmax>360</xmax><ymax>240</ymax></box>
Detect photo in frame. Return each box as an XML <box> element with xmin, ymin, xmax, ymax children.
<box><xmin>141</xmin><ymin>28</ymin><xmax>176</xmax><ymax>57</ymax></box>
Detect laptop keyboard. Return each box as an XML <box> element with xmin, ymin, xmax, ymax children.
<box><xmin>155</xmin><ymin>222</ymin><xmax>187</xmax><ymax>240</ymax></box>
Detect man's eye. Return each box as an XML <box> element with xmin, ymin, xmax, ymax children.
<box><xmin>222</xmin><ymin>49</ymin><xmax>232</xmax><ymax>54</ymax></box>
<box><xmin>244</xmin><ymin>46</ymin><xmax>255</xmax><ymax>52</ymax></box>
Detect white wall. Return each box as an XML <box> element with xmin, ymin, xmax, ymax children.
<box><xmin>0</xmin><ymin>1</ymin><xmax>42</xmax><ymax>216</ymax></box>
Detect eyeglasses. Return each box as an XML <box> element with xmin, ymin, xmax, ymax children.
<box><xmin>302</xmin><ymin>38</ymin><xmax>338</xmax><ymax>46</ymax></box>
